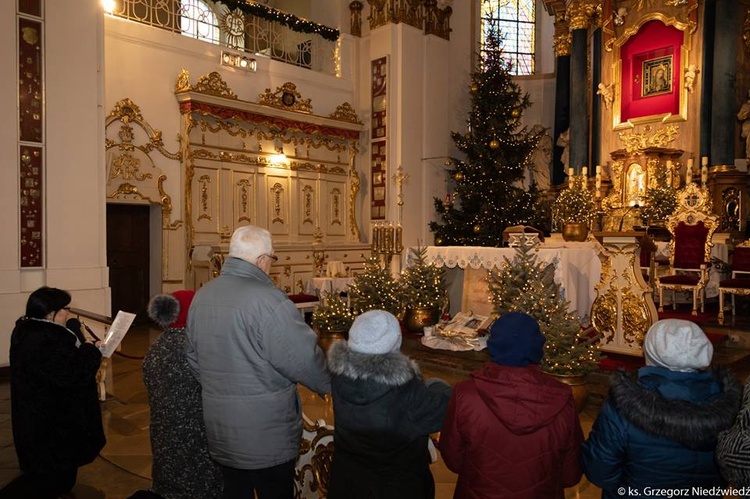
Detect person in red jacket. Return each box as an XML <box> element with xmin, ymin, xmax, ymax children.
<box><xmin>439</xmin><ymin>311</ymin><xmax>583</xmax><ymax>499</ymax></box>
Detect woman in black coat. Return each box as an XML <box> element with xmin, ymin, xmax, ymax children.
<box><xmin>1</xmin><ymin>286</ymin><xmax>105</xmax><ymax>499</ymax></box>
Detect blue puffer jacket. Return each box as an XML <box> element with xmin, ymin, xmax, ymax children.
<box><xmin>582</xmin><ymin>367</ymin><xmax>741</xmax><ymax>499</ymax></box>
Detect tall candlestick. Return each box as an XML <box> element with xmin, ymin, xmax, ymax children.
<box><xmin>596</xmin><ymin>165</ymin><xmax>602</xmax><ymax>175</ymax></box>
<box><xmin>701</xmin><ymin>156</ymin><xmax>708</xmax><ymax>167</ymax></box>
<box><xmin>568</xmin><ymin>167</ymin><xmax>574</xmax><ymax>187</ymax></box>
<box><xmin>396</xmin><ymin>224</ymin><xmax>403</xmax><ymax>251</ymax></box>
<box><xmin>701</xmin><ymin>164</ymin><xmax>708</xmax><ymax>185</ymax></box>
<box><xmin>582</xmin><ymin>166</ymin><xmax>588</xmax><ymax>177</ymax></box>
<box><xmin>686</xmin><ymin>159</ymin><xmax>693</xmax><ymax>185</ymax></box>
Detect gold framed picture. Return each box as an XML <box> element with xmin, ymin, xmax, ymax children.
<box><xmin>642</xmin><ymin>55</ymin><xmax>673</xmax><ymax>97</ymax></box>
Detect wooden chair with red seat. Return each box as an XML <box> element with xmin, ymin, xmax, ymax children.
<box><xmin>656</xmin><ymin>183</ymin><xmax>719</xmax><ymax>316</ymax></box>
<box><xmin>718</xmin><ymin>241</ymin><xmax>750</xmax><ymax>325</ymax></box>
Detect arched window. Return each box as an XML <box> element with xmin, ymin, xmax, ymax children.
<box><xmin>481</xmin><ymin>0</ymin><xmax>535</xmax><ymax>75</ymax></box>
<box><xmin>180</xmin><ymin>0</ymin><xmax>219</xmax><ymax>44</ymax></box>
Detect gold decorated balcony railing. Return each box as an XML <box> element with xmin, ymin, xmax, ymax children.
<box><xmin>109</xmin><ymin>0</ymin><xmax>340</xmax><ymax>76</ymax></box>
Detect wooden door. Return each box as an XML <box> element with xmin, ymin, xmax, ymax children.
<box><xmin>107</xmin><ymin>204</ymin><xmax>150</xmax><ymax>324</ymax></box>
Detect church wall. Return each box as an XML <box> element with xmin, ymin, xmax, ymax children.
<box><xmin>0</xmin><ymin>0</ymin><xmax>109</xmax><ymax>367</ymax></box>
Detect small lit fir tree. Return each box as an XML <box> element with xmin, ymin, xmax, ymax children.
<box><xmin>487</xmin><ymin>239</ymin><xmax>601</xmax><ymax>375</ymax></box>
<box><xmin>311</xmin><ymin>292</ymin><xmax>355</xmax><ymax>333</ymax></box>
<box><xmin>551</xmin><ymin>174</ymin><xmax>596</xmax><ymax>231</ymax></box>
<box><xmin>399</xmin><ymin>245</ymin><xmax>446</xmax><ymax>310</ymax></box>
<box><xmin>640</xmin><ymin>167</ymin><xmax>678</xmax><ymax>224</ymax></box>
<box><xmin>429</xmin><ymin>25</ymin><xmax>544</xmax><ymax>246</ymax></box>
<box><xmin>348</xmin><ymin>255</ymin><xmax>402</xmax><ymax>316</ymax></box>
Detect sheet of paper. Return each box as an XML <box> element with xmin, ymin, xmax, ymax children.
<box><xmin>100</xmin><ymin>310</ymin><xmax>136</xmax><ymax>358</ymax></box>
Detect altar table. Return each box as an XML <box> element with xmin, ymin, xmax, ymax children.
<box><xmin>412</xmin><ymin>243</ymin><xmax>603</xmax><ymax>322</ymax></box>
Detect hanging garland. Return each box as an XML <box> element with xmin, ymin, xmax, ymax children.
<box><xmin>220</xmin><ymin>0</ymin><xmax>340</xmax><ymax>42</ymax></box>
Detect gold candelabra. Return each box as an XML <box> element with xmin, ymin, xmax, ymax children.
<box><xmin>371</xmin><ymin>222</ymin><xmax>403</xmax><ymax>266</ymax></box>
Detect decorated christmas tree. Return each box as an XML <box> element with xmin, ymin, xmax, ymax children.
<box><xmin>487</xmin><ymin>239</ymin><xmax>601</xmax><ymax>375</ymax></box>
<box><xmin>311</xmin><ymin>292</ymin><xmax>355</xmax><ymax>334</ymax></box>
<box><xmin>400</xmin><ymin>245</ymin><xmax>446</xmax><ymax>310</ymax></box>
<box><xmin>348</xmin><ymin>255</ymin><xmax>402</xmax><ymax>316</ymax></box>
<box><xmin>429</xmin><ymin>24</ymin><xmax>543</xmax><ymax>246</ymax></box>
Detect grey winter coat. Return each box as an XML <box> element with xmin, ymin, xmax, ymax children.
<box><xmin>186</xmin><ymin>257</ymin><xmax>331</xmax><ymax>469</ymax></box>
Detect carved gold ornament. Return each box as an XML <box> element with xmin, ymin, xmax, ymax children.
<box><xmin>618</xmin><ymin>125</ymin><xmax>679</xmax><ymax>154</ymax></box>
<box><xmin>329</xmin><ymin>102</ymin><xmax>362</xmax><ymax>124</ymax></box>
<box><xmin>175</xmin><ymin>68</ymin><xmax>191</xmax><ymax>93</ymax></box>
<box><xmin>193</xmin><ymin>72</ymin><xmax>238</xmax><ymax>99</ymax></box>
<box><xmin>258</xmin><ymin>82</ymin><xmax>313</xmax><ymax>113</ymax></box>
<box><xmin>110</xmin><ymin>153</ymin><xmax>152</xmax><ymax>182</ymax></box>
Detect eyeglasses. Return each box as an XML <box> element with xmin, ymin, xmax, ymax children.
<box><xmin>264</xmin><ymin>254</ymin><xmax>279</xmax><ymax>262</ymax></box>
<box><xmin>63</xmin><ymin>306</ymin><xmax>71</xmax><ymax>311</ymax></box>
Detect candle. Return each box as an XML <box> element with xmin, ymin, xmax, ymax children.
<box><xmin>596</xmin><ymin>165</ymin><xmax>602</xmax><ymax>175</ymax></box>
<box><xmin>701</xmin><ymin>164</ymin><xmax>708</xmax><ymax>185</ymax></box>
<box><xmin>686</xmin><ymin>159</ymin><xmax>693</xmax><ymax>185</ymax></box>
<box><xmin>702</xmin><ymin>156</ymin><xmax>708</xmax><ymax>167</ymax></box>
<box><xmin>582</xmin><ymin>166</ymin><xmax>588</xmax><ymax>177</ymax></box>
<box><xmin>665</xmin><ymin>160</ymin><xmax>673</xmax><ymax>185</ymax></box>
<box><xmin>568</xmin><ymin>167</ymin><xmax>574</xmax><ymax>187</ymax></box>
<box><xmin>396</xmin><ymin>225</ymin><xmax>403</xmax><ymax>251</ymax></box>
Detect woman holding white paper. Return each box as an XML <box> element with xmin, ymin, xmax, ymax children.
<box><xmin>1</xmin><ymin>286</ymin><xmax>105</xmax><ymax>499</ymax></box>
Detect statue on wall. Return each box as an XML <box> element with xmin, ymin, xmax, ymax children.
<box><xmin>597</xmin><ymin>82</ymin><xmax>614</xmax><ymax>110</ymax></box>
<box><xmin>556</xmin><ymin>129</ymin><xmax>570</xmax><ymax>171</ymax></box>
<box><xmin>737</xmin><ymin>89</ymin><xmax>750</xmax><ymax>160</ymax></box>
<box><xmin>683</xmin><ymin>64</ymin><xmax>699</xmax><ymax>93</ymax></box>
<box><xmin>529</xmin><ymin>124</ymin><xmax>552</xmax><ymax>191</ymax></box>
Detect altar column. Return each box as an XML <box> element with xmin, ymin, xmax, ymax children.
<box><xmin>552</xmin><ymin>11</ymin><xmax>571</xmax><ymax>186</ymax></box>
<box><xmin>567</xmin><ymin>1</ymin><xmax>594</xmax><ymax>171</ymax></box>
<box><xmin>710</xmin><ymin>0</ymin><xmax>739</xmax><ymax>168</ymax></box>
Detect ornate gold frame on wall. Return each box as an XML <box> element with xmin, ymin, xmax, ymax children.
<box><xmin>611</xmin><ymin>13</ymin><xmax>691</xmax><ymax>130</ymax></box>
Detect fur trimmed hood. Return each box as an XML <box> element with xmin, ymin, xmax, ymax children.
<box><xmin>327</xmin><ymin>340</ymin><xmax>420</xmax><ymax>386</ymax></box>
<box><xmin>609</xmin><ymin>367</ymin><xmax>742</xmax><ymax>450</ymax></box>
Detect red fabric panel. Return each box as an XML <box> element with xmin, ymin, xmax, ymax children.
<box><xmin>288</xmin><ymin>294</ymin><xmax>319</xmax><ymax>303</ymax></box>
<box><xmin>732</xmin><ymin>247</ymin><xmax>750</xmax><ymax>272</ymax></box>
<box><xmin>660</xmin><ymin>274</ymin><xmax>700</xmax><ymax>285</ymax></box>
<box><xmin>620</xmin><ymin>21</ymin><xmax>682</xmax><ymax>122</ymax></box>
<box><xmin>673</xmin><ymin>221</ymin><xmax>708</xmax><ymax>269</ymax></box>
<box><xmin>719</xmin><ymin>278</ymin><xmax>750</xmax><ymax>289</ymax></box>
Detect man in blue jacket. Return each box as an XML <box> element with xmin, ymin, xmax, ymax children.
<box><xmin>582</xmin><ymin>319</ymin><xmax>741</xmax><ymax>498</ymax></box>
<box><xmin>186</xmin><ymin>225</ymin><xmax>331</xmax><ymax>499</ymax></box>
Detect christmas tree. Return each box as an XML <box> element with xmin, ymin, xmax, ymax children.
<box><xmin>400</xmin><ymin>245</ymin><xmax>446</xmax><ymax>310</ymax></box>
<box><xmin>348</xmin><ymin>255</ymin><xmax>402</xmax><ymax>316</ymax></box>
<box><xmin>429</xmin><ymin>24</ymin><xmax>543</xmax><ymax>246</ymax></box>
<box><xmin>487</xmin><ymin>239</ymin><xmax>601</xmax><ymax>375</ymax></box>
<box><xmin>311</xmin><ymin>292</ymin><xmax>355</xmax><ymax>333</ymax></box>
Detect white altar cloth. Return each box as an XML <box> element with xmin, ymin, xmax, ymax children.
<box><xmin>412</xmin><ymin>244</ymin><xmax>603</xmax><ymax>322</ymax></box>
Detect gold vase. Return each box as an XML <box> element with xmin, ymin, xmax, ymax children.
<box><xmin>548</xmin><ymin>373</ymin><xmax>589</xmax><ymax>413</ymax></box>
<box><xmin>562</xmin><ymin>222</ymin><xmax>589</xmax><ymax>242</ymax></box>
<box><xmin>404</xmin><ymin>307</ymin><xmax>441</xmax><ymax>333</ymax></box>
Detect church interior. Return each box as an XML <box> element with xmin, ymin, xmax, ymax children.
<box><xmin>3</xmin><ymin>0</ymin><xmax>750</xmax><ymax>497</ymax></box>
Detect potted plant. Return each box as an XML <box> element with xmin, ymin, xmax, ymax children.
<box><xmin>488</xmin><ymin>239</ymin><xmax>602</xmax><ymax>411</ymax></box>
<box><xmin>399</xmin><ymin>245</ymin><xmax>447</xmax><ymax>332</ymax></box>
<box><xmin>311</xmin><ymin>292</ymin><xmax>355</xmax><ymax>336</ymax></box>
<box><xmin>640</xmin><ymin>175</ymin><xmax>677</xmax><ymax>226</ymax></box>
<box><xmin>551</xmin><ymin>174</ymin><xmax>596</xmax><ymax>241</ymax></box>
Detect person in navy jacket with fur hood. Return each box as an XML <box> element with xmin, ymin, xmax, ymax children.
<box><xmin>582</xmin><ymin>319</ymin><xmax>742</xmax><ymax>498</ymax></box>
<box><xmin>439</xmin><ymin>311</ymin><xmax>583</xmax><ymax>498</ymax></box>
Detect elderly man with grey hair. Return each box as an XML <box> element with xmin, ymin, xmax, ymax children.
<box><xmin>186</xmin><ymin>225</ymin><xmax>331</xmax><ymax>499</ymax></box>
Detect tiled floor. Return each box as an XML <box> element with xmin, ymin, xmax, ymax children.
<box><xmin>2</xmin><ymin>325</ymin><xmax>750</xmax><ymax>499</ymax></box>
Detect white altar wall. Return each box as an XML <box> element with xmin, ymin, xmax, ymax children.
<box><xmin>412</xmin><ymin>244</ymin><xmax>604</xmax><ymax>323</ymax></box>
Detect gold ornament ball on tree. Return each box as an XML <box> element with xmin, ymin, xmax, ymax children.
<box><xmin>470</xmin><ymin>83</ymin><xmax>478</xmax><ymax>93</ymax></box>
<box><xmin>473</xmin><ymin>224</ymin><xmax>481</xmax><ymax>233</ymax></box>
<box><xmin>454</xmin><ymin>171</ymin><xmax>464</xmax><ymax>182</ymax></box>
<box><xmin>489</xmin><ymin>139</ymin><xmax>500</xmax><ymax>149</ymax></box>
<box><xmin>511</xmin><ymin>108</ymin><xmax>521</xmax><ymax>118</ymax></box>
<box><xmin>435</xmin><ymin>236</ymin><xmax>443</xmax><ymax>245</ymax></box>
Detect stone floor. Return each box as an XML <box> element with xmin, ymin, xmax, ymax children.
<box><xmin>2</xmin><ymin>319</ymin><xmax>750</xmax><ymax>499</ymax></box>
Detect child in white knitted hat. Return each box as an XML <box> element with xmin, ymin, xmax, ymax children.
<box><xmin>582</xmin><ymin>319</ymin><xmax>742</xmax><ymax>499</ymax></box>
<box><xmin>326</xmin><ymin>310</ymin><xmax>451</xmax><ymax>499</ymax></box>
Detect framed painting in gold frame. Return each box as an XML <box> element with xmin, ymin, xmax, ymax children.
<box><xmin>612</xmin><ymin>16</ymin><xmax>690</xmax><ymax>130</ymax></box>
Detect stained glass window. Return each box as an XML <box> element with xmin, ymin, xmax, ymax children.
<box><xmin>180</xmin><ymin>0</ymin><xmax>219</xmax><ymax>45</ymax></box>
<box><xmin>481</xmin><ymin>0</ymin><xmax>536</xmax><ymax>75</ymax></box>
